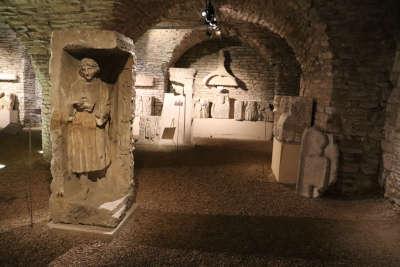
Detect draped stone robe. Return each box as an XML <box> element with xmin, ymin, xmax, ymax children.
<box><xmin>67</xmin><ymin>78</ymin><xmax>111</xmax><ymax>174</ymax></box>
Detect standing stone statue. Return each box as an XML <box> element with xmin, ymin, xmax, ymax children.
<box><xmin>66</xmin><ymin>58</ymin><xmax>111</xmax><ymax>175</ymax></box>
<box><xmin>211</xmin><ymin>93</ymin><xmax>230</xmax><ymax>119</ymax></box>
<box><xmin>234</xmin><ymin>100</ymin><xmax>244</xmax><ymax>121</ymax></box>
<box><xmin>244</xmin><ymin>101</ymin><xmax>258</xmax><ymax>121</ymax></box>
<box><xmin>297</xmin><ymin>127</ymin><xmax>338</xmax><ymax>198</ymax></box>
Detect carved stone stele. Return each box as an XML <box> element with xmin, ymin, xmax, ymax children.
<box><xmin>244</xmin><ymin>101</ymin><xmax>258</xmax><ymax>121</ymax></box>
<box><xmin>297</xmin><ymin>127</ymin><xmax>338</xmax><ymax>198</ymax></box>
<box><xmin>49</xmin><ymin>30</ymin><xmax>135</xmax><ymax>228</ymax></box>
<box><xmin>211</xmin><ymin>93</ymin><xmax>230</xmax><ymax>119</ymax></box>
<box><xmin>234</xmin><ymin>100</ymin><xmax>244</xmax><ymax>121</ymax></box>
<box><xmin>274</xmin><ymin>96</ymin><xmax>313</xmax><ymax>144</ymax></box>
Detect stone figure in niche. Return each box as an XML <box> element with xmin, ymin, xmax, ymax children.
<box><xmin>297</xmin><ymin>127</ymin><xmax>338</xmax><ymax>198</ymax></box>
<box><xmin>66</xmin><ymin>58</ymin><xmax>111</xmax><ymax>175</ymax></box>
<box><xmin>144</xmin><ymin>117</ymin><xmax>158</xmax><ymax>141</ymax></box>
<box><xmin>244</xmin><ymin>101</ymin><xmax>258</xmax><ymax>121</ymax></box>
<box><xmin>234</xmin><ymin>100</ymin><xmax>244</xmax><ymax>121</ymax></box>
<box><xmin>211</xmin><ymin>93</ymin><xmax>230</xmax><ymax>119</ymax></box>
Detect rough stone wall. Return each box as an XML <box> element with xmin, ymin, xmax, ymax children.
<box><xmin>382</xmin><ymin>45</ymin><xmax>400</xmax><ymax>204</ymax></box>
<box><xmin>135</xmin><ymin>28</ymin><xmax>192</xmax><ymax>115</ymax></box>
<box><xmin>175</xmin><ymin>37</ymin><xmax>276</xmax><ymax>103</ymax></box>
<box><xmin>0</xmin><ymin>23</ymin><xmax>41</xmax><ymax>126</ymax></box>
<box><xmin>315</xmin><ymin>0</ymin><xmax>397</xmax><ymax>195</ymax></box>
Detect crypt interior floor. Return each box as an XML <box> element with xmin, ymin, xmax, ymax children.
<box><xmin>0</xmin><ymin>131</ymin><xmax>400</xmax><ymax>266</ymax></box>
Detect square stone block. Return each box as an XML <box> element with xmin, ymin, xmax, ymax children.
<box><xmin>271</xmin><ymin>137</ymin><xmax>301</xmax><ymax>184</ymax></box>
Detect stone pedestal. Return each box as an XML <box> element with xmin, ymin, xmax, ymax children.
<box><xmin>271</xmin><ymin>137</ymin><xmax>301</xmax><ymax>184</ymax></box>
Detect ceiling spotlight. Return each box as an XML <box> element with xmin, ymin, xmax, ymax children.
<box><xmin>202</xmin><ymin>0</ymin><xmax>220</xmax><ymax>36</ymax></box>
<box><xmin>0</xmin><ymin>164</ymin><xmax>6</xmax><ymax>170</ymax></box>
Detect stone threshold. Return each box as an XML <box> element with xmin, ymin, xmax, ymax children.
<box><xmin>47</xmin><ymin>204</ymin><xmax>137</xmax><ymax>238</ymax></box>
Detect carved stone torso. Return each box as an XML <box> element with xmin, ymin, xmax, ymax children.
<box><xmin>244</xmin><ymin>101</ymin><xmax>258</xmax><ymax>121</ymax></box>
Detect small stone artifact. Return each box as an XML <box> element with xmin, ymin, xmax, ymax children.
<box><xmin>244</xmin><ymin>101</ymin><xmax>258</xmax><ymax>121</ymax></box>
<box><xmin>234</xmin><ymin>100</ymin><xmax>244</xmax><ymax>121</ymax></box>
<box><xmin>211</xmin><ymin>93</ymin><xmax>230</xmax><ymax>119</ymax></box>
<box><xmin>297</xmin><ymin>127</ymin><xmax>338</xmax><ymax>198</ymax></box>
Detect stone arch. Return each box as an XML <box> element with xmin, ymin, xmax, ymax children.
<box><xmin>0</xmin><ymin>0</ymin><xmax>333</xmax><ymax>158</ymax></box>
<box><xmin>165</xmin><ymin>26</ymin><xmax>301</xmax><ymax>98</ymax></box>
<box><xmin>113</xmin><ymin>0</ymin><xmax>333</xmax><ymax>128</ymax></box>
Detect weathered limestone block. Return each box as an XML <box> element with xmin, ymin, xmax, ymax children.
<box><xmin>271</xmin><ymin>137</ymin><xmax>301</xmax><ymax>184</ymax></box>
<box><xmin>297</xmin><ymin>127</ymin><xmax>338</xmax><ymax>198</ymax></box>
<box><xmin>49</xmin><ymin>30</ymin><xmax>135</xmax><ymax>229</ymax></box>
<box><xmin>194</xmin><ymin>98</ymin><xmax>211</xmax><ymax>119</ymax></box>
<box><xmin>244</xmin><ymin>101</ymin><xmax>258</xmax><ymax>121</ymax></box>
<box><xmin>274</xmin><ymin>96</ymin><xmax>313</xmax><ymax>144</ymax></box>
<box><xmin>211</xmin><ymin>93</ymin><xmax>230</xmax><ymax>119</ymax></box>
<box><xmin>234</xmin><ymin>100</ymin><xmax>244</xmax><ymax>121</ymax></box>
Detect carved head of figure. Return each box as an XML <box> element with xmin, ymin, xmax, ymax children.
<box><xmin>79</xmin><ymin>58</ymin><xmax>100</xmax><ymax>82</ymax></box>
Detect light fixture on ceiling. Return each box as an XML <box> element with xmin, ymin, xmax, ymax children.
<box><xmin>201</xmin><ymin>0</ymin><xmax>221</xmax><ymax>37</ymax></box>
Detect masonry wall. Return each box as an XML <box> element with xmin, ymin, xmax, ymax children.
<box><xmin>382</xmin><ymin>44</ymin><xmax>400</xmax><ymax>205</ymax></box>
<box><xmin>174</xmin><ymin>37</ymin><xmax>276</xmax><ymax>103</ymax></box>
<box><xmin>0</xmin><ymin>23</ymin><xmax>41</xmax><ymax>127</ymax></box>
<box><xmin>315</xmin><ymin>1</ymin><xmax>396</xmax><ymax>195</ymax></box>
<box><xmin>135</xmin><ymin>29</ymin><xmax>192</xmax><ymax>115</ymax></box>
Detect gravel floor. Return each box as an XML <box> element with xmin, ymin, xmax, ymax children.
<box><xmin>1</xmin><ymin>132</ymin><xmax>400</xmax><ymax>266</ymax></box>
